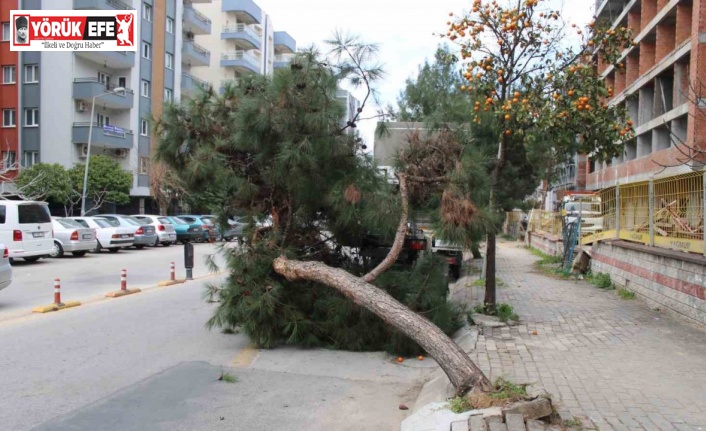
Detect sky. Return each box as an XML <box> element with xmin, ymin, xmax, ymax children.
<box><xmin>253</xmin><ymin>0</ymin><xmax>597</xmax><ymax>152</ymax></box>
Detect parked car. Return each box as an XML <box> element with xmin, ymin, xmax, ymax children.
<box><xmin>177</xmin><ymin>215</ymin><xmax>216</xmax><ymax>242</ymax></box>
<box><xmin>163</xmin><ymin>216</ymin><xmax>202</xmax><ymax>243</ymax></box>
<box><xmin>0</xmin><ymin>243</ymin><xmax>12</xmax><ymax>292</ymax></box>
<box><xmin>200</xmin><ymin>215</ymin><xmax>245</xmax><ymax>241</ymax></box>
<box><xmin>49</xmin><ymin>218</ymin><xmax>97</xmax><ymax>258</ymax></box>
<box><xmin>94</xmin><ymin>214</ymin><xmax>157</xmax><ymax>249</ymax></box>
<box><xmin>0</xmin><ymin>200</ymin><xmax>54</xmax><ymax>263</ymax></box>
<box><xmin>131</xmin><ymin>215</ymin><xmax>178</xmax><ymax>246</ymax></box>
<box><xmin>64</xmin><ymin>216</ymin><xmax>134</xmax><ymax>252</ymax></box>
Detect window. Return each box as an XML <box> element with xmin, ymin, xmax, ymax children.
<box><xmin>0</xmin><ymin>205</ymin><xmax>5</xmax><ymax>224</ymax></box>
<box><xmin>22</xmin><ymin>151</ymin><xmax>38</xmax><ymax>167</ymax></box>
<box><xmin>1</xmin><ymin>23</ymin><xmax>10</xmax><ymax>41</ymax></box>
<box><xmin>164</xmin><ymin>88</ymin><xmax>173</xmax><ymax>102</ymax></box>
<box><xmin>141</xmin><ymin>80</ymin><xmax>150</xmax><ymax>97</ymax></box>
<box><xmin>24</xmin><ymin>108</ymin><xmax>38</xmax><ymax>127</ymax></box>
<box><xmin>143</xmin><ymin>3</ymin><xmax>152</xmax><ymax>21</ymax></box>
<box><xmin>165</xmin><ymin>52</ymin><xmax>173</xmax><ymax>69</ymax></box>
<box><xmin>140</xmin><ymin>157</ymin><xmax>150</xmax><ymax>174</ymax></box>
<box><xmin>2</xmin><ymin>109</ymin><xmax>15</xmax><ymax>127</ymax></box>
<box><xmin>2</xmin><ymin>151</ymin><xmax>16</xmax><ymax>169</ymax></box>
<box><xmin>24</xmin><ymin>64</ymin><xmax>38</xmax><ymax>83</ymax></box>
<box><xmin>98</xmin><ymin>71</ymin><xmax>110</xmax><ymax>87</ymax></box>
<box><xmin>118</xmin><ymin>76</ymin><xmax>127</xmax><ymax>88</ymax></box>
<box><xmin>166</xmin><ymin>17</ymin><xmax>174</xmax><ymax>34</ymax></box>
<box><xmin>140</xmin><ymin>119</ymin><xmax>149</xmax><ymax>136</ymax></box>
<box><xmin>2</xmin><ymin>65</ymin><xmax>15</xmax><ymax>84</ymax></box>
<box><xmin>18</xmin><ymin>204</ymin><xmax>51</xmax><ymax>224</ymax></box>
<box><xmin>142</xmin><ymin>41</ymin><xmax>151</xmax><ymax>60</ymax></box>
<box><xmin>97</xmin><ymin>113</ymin><xmax>110</xmax><ymax>127</ymax></box>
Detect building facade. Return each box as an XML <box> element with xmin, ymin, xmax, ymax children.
<box><xmin>0</xmin><ymin>0</ymin><xmax>213</xmax><ymax>211</ymax></box>
<box><xmin>587</xmin><ymin>0</ymin><xmax>706</xmax><ymax>189</ymax></box>
<box><xmin>189</xmin><ymin>0</ymin><xmax>296</xmax><ymax>91</ymax></box>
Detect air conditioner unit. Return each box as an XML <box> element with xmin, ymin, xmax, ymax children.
<box><xmin>77</xmin><ymin>101</ymin><xmax>87</xmax><ymax>112</ymax></box>
<box><xmin>79</xmin><ymin>144</ymin><xmax>89</xmax><ymax>158</ymax></box>
<box><xmin>114</xmin><ymin>149</ymin><xmax>128</xmax><ymax>158</ymax></box>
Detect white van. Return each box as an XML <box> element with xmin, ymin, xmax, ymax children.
<box><xmin>0</xmin><ymin>201</ymin><xmax>54</xmax><ymax>263</ymax></box>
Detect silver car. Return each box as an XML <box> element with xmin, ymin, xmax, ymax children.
<box><xmin>131</xmin><ymin>215</ymin><xmax>178</xmax><ymax>246</ymax></box>
<box><xmin>50</xmin><ymin>218</ymin><xmax>98</xmax><ymax>258</ymax></box>
<box><xmin>0</xmin><ymin>243</ymin><xmax>12</xmax><ymax>292</ymax></box>
<box><xmin>95</xmin><ymin>214</ymin><xmax>158</xmax><ymax>249</ymax></box>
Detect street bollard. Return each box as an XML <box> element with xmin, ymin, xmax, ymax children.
<box><xmin>170</xmin><ymin>262</ymin><xmax>175</xmax><ymax>281</ymax></box>
<box><xmin>184</xmin><ymin>242</ymin><xmax>194</xmax><ymax>280</ymax></box>
<box><xmin>121</xmin><ymin>269</ymin><xmax>127</xmax><ymax>291</ymax></box>
<box><xmin>54</xmin><ymin>278</ymin><xmax>63</xmax><ymax>306</ymax></box>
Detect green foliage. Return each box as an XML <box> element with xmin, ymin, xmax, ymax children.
<box><xmin>589</xmin><ymin>272</ymin><xmax>613</xmax><ymax>289</ymax></box>
<box><xmin>68</xmin><ymin>155</ymin><xmax>132</xmax><ymax>209</ymax></box>
<box><xmin>156</xmin><ymin>35</ymin><xmax>462</xmax><ymax>356</ymax></box>
<box><xmin>618</xmin><ymin>288</ymin><xmax>635</xmax><ymax>300</ymax></box>
<box><xmin>529</xmin><ymin>247</ymin><xmax>562</xmax><ymax>265</ymax></box>
<box><xmin>218</xmin><ymin>371</ymin><xmax>238</xmax><ymax>383</ymax></box>
<box><xmin>489</xmin><ymin>377</ymin><xmax>528</xmax><ymax>401</ymax></box>
<box><xmin>496</xmin><ymin>303</ymin><xmax>519</xmax><ymax>322</ymax></box>
<box><xmin>448</xmin><ymin>395</ymin><xmax>474</xmax><ymax>414</ymax></box>
<box><xmin>14</xmin><ymin>163</ymin><xmax>73</xmax><ymax>203</ymax></box>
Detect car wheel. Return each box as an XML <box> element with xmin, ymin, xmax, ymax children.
<box><xmin>72</xmin><ymin>251</ymin><xmax>87</xmax><ymax>257</ymax></box>
<box><xmin>152</xmin><ymin>238</ymin><xmax>159</xmax><ymax>247</ymax></box>
<box><xmin>108</xmin><ymin>248</ymin><xmax>120</xmax><ymax>253</ymax></box>
<box><xmin>23</xmin><ymin>256</ymin><xmax>41</xmax><ymax>263</ymax></box>
<box><xmin>135</xmin><ymin>244</ymin><xmax>145</xmax><ymax>250</ymax></box>
<box><xmin>93</xmin><ymin>242</ymin><xmax>102</xmax><ymax>253</ymax></box>
<box><xmin>162</xmin><ymin>242</ymin><xmax>171</xmax><ymax>247</ymax></box>
<box><xmin>50</xmin><ymin>241</ymin><xmax>64</xmax><ymax>258</ymax></box>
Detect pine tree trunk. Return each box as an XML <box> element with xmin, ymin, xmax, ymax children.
<box><xmin>273</xmin><ymin>257</ymin><xmax>493</xmax><ymax>395</ymax></box>
<box><xmin>470</xmin><ymin>242</ymin><xmax>482</xmax><ymax>259</ymax></box>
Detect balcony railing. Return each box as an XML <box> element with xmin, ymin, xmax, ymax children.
<box><xmin>72</xmin><ymin>122</ymin><xmax>134</xmax><ymax>149</ymax></box>
<box><xmin>221</xmin><ymin>23</ymin><xmax>261</xmax><ymax>49</ymax></box>
<box><xmin>183</xmin><ymin>1</ymin><xmax>211</xmax><ymax>25</ymax></box>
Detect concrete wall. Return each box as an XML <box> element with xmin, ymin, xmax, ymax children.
<box><xmin>527</xmin><ymin>232</ymin><xmax>563</xmax><ymax>257</ymax></box>
<box><xmin>591</xmin><ymin>240</ymin><xmax>706</xmax><ymax>326</ymax></box>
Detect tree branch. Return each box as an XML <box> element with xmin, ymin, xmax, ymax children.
<box><xmin>362</xmin><ymin>172</ymin><xmax>408</xmax><ymax>283</ymax></box>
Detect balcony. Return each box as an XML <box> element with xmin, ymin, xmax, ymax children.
<box><xmin>222</xmin><ymin>0</ymin><xmax>261</xmax><ymax>25</ymax></box>
<box><xmin>183</xmin><ymin>2</ymin><xmax>211</xmax><ymax>36</ymax></box>
<box><xmin>75</xmin><ymin>50</ymin><xmax>135</xmax><ymax>69</ymax></box>
<box><xmin>221</xmin><ymin>51</ymin><xmax>260</xmax><ymax>74</ymax></box>
<box><xmin>189</xmin><ymin>0</ymin><xmax>212</xmax><ymax>3</ymax></box>
<box><xmin>222</xmin><ymin>24</ymin><xmax>261</xmax><ymax>50</ymax></box>
<box><xmin>273</xmin><ymin>31</ymin><xmax>296</xmax><ymax>54</ymax></box>
<box><xmin>72</xmin><ymin>123</ymin><xmax>134</xmax><ymax>150</ymax></box>
<box><xmin>273</xmin><ymin>54</ymin><xmax>292</xmax><ymax>69</ymax></box>
<box><xmin>73</xmin><ymin>0</ymin><xmax>133</xmax><ymax>10</ymax></box>
<box><xmin>182</xmin><ymin>40</ymin><xmax>211</xmax><ymax>67</ymax></box>
<box><xmin>181</xmin><ymin>73</ymin><xmax>211</xmax><ymax>97</ymax></box>
<box><xmin>73</xmin><ymin>78</ymin><xmax>134</xmax><ymax>110</ymax></box>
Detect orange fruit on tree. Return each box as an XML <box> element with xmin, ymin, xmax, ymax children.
<box><xmin>505</xmin><ymin>129</ymin><xmax>512</xmax><ymax>136</ymax></box>
<box><xmin>397</xmin><ymin>357</ymin><xmax>404</xmax><ymax>363</ymax></box>
<box><xmin>505</xmin><ymin>114</ymin><xmax>511</xmax><ymax>120</ymax></box>
<box><xmin>418</xmin><ymin>356</ymin><xmax>424</xmax><ymax>361</ymax></box>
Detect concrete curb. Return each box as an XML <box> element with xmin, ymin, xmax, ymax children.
<box><xmin>158</xmin><ymin>279</ymin><xmax>186</xmax><ymax>287</ymax></box>
<box><xmin>105</xmin><ymin>288</ymin><xmax>142</xmax><ymax>298</ymax></box>
<box><xmin>32</xmin><ymin>301</ymin><xmax>81</xmax><ymax>314</ymax></box>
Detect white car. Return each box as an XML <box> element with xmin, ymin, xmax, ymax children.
<box><xmin>0</xmin><ymin>200</ymin><xmax>54</xmax><ymax>263</ymax></box>
<box><xmin>50</xmin><ymin>218</ymin><xmax>98</xmax><ymax>258</ymax></box>
<box><xmin>0</xmin><ymin>243</ymin><xmax>12</xmax><ymax>292</ymax></box>
<box><xmin>131</xmin><ymin>215</ymin><xmax>177</xmax><ymax>246</ymax></box>
<box><xmin>63</xmin><ymin>217</ymin><xmax>135</xmax><ymax>253</ymax></box>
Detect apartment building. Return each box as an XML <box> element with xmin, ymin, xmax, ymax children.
<box><xmin>0</xmin><ymin>0</ymin><xmax>20</xmax><ymax>178</ymax></box>
<box><xmin>189</xmin><ymin>0</ymin><xmax>296</xmax><ymax>92</ymax></box>
<box><xmin>0</xmin><ymin>0</ymin><xmax>213</xmax><ymax>211</ymax></box>
<box><xmin>587</xmin><ymin>0</ymin><xmax>706</xmax><ymax>189</ymax></box>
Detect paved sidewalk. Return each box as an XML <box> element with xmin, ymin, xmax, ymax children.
<box><xmin>466</xmin><ymin>240</ymin><xmax>706</xmax><ymax>431</ymax></box>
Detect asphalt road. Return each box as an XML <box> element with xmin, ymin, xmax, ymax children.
<box><xmin>0</xmin><ymin>242</ymin><xmax>229</xmax><ymax>321</ymax></box>
<box><xmin>0</xmin><ymin>270</ymin><xmax>431</xmax><ymax>431</ymax></box>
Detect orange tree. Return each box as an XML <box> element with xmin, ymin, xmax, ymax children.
<box><xmin>444</xmin><ymin>0</ymin><xmax>634</xmax><ymax>309</ymax></box>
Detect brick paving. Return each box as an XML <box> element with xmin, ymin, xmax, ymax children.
<box><xmin>466</xmin><ymin>240</ymin><xmax>706</xmax><ymax>431</ymax></box>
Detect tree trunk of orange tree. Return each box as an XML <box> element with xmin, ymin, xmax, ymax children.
<box><xmin>273</xmin><ymin>257</ymin><xmax>493</xmax><ymax>395</ymax></box>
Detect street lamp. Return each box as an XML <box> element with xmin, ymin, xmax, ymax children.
<box><xmin>80</xmin><ymin>87</ymin><xmax>126</xmax><ymax>216</ymax></box>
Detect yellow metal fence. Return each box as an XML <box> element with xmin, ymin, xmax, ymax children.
<box><xmin>524</xmin><ymin>171</ymin><xmax>706</xmax><ymax>256</ymax></box>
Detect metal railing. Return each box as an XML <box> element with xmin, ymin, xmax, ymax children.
<box><xmin>182</xmin><ymin>73</ymin><xmax>209</xmax><ymax>89</ymax></box>
<box><xmin>73</xmin><ymin>122</ymin><xmax>134</xmax><ymax>137</ymax></box>
<box><xmin>107</xmin><ymin>0</ymin><xmax>133</xmax><ymax>10</ymax></box>
<box><xmin>221</xmin><ymin>50</ymin><xmax>259</xmax><ymax>64</ymax></box>
<box><xmin>222</xmin><ymin>23</ymin><xmax>260</xmax><ymax>39</ymax></box>
<box><xmin>184</xmin><ymin>40</ymin><xmax>210</xmax><ymax>57</ymax></box>
<box><xmin>73</xmin><ymin>77</ymin><xmax>134</xmax><ymax>94</ymax></box>
<box><xmin>183</xmin><ymin>1</ymin><xmax>211</xmax><ymax>24</ymax></box>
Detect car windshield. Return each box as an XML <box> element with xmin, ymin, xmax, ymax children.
<box><xmin>57</xmin><ymin>218</ymin><xmax>83</xmax><ymax>229</ymax></box>
<box><xmin>122</xmin><ymin>216</ymin><xmax>145</xmax><ymax>226</ymax></box>
<box><xmin>170</xmin><ymin>217</ymin><xmax>188</xmax><ymax>225</ymax></box>
<box><xmin>93</xmin><ymin>218</ymin><xmax>111</xmax><ymax>228</ymax></box>
<box><xmin>96</xmin><ymin>217</ymin><xmax>120</xmax><ymax>227</ymax></box>
<box><xmin>180</xmin><ymin>217</ymin><xmax>196</xmax><ymax>223</ymax></box>
<box><xmin>158</xmin><ymin>217</ymin><xmax>171</xmax><ymax>225</ymax></box>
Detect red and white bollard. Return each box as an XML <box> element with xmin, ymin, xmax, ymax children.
<box><xmin>54</xmin><ymin>278</ymin><xmax>63</xmax><ymax>305</ymax></box>
<box><xmin>170</xmin><ymin>262</ymin><xmax>175</xmax><ymax>281</ymax></box>
<box><xmin>120</xmin><ymin>269</ymin><xmax>127</xmax><ymax>291</ymax></box>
